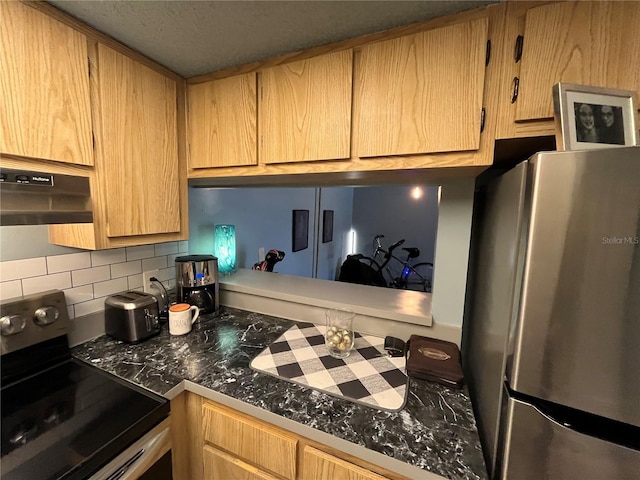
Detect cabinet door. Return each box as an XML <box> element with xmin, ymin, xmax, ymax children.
<box><xmin>188</xmin><ymin>74</ymin><xmax>257</xmax><ymax>168</ymax></box>
<box><xmin>203</xmin><ymin>446</ymin><xmax>279</xmax><ymax>480</ymax></box>
<box><xmin>302</xmin><ymin>446</ymin><xmax>389</xmax><ymax>480</ymax></box>
<box><xmin>95</xmin><ymin>43</ymin><xmax>180</xmax><ymax>237</ymax></box>
<box><xmin>260</xmin><ymin>50</ymin><xmax>353</xmax><ymax>164</ymax></box>
<box><xmin>515</xmin><ymin>1</ymin><xmax>640</xmax><ymax>122</ymax></box>
<box><xmin>202</xmin><ymin>401</ymin><xmax>297</xmax><ymax>480</ymax></box>
<box><xmin>0</xmin><ymin>1</ymin><xmax>93</xmax><ymax>165</ymax></box>
<box><xmin>356</xmin><ymin>18</ymin><xmax>488</xmax><ymax>158</ymax></box>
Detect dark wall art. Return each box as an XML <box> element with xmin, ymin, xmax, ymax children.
<box><xmin>322</xmin><ymin>210</ymin><xmax>334</xmax><ymax>243</ymax></box>
<box><xmin>292</xmin><ymin>209</ymin><xmax>309</xmax><ymax>252</ymax></box>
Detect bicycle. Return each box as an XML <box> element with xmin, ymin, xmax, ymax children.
<box><xmin>338</xmin><ymin>235</ymin><xmax>433</xmax><ymax>292</ymax></box>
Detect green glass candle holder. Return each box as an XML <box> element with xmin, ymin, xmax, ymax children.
<box><xmin>214</xmin><ymin>224</ymin><xmax>236</xmax><ymax>275</ymax></box>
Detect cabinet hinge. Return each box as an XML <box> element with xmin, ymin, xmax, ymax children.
<box><xmin>480</xmin><ymin>108</ymin><xmax>486</xmax><ymax>133</ymax></box>
<box><xmin>511</xmin><ymin>77</ymin><xmax>520</xmax><ymax>104</ymax></box>
<box><xmin>92</xmin><ymin>132</ymin><xmax>95</xmax><ymax>149</ymax></box>
<box><xmin>485</xmin><ymin>40</ymin><xmax>491</xmax><ymax>67</ymax></box>
<box><xmin>514</xmin><ymin>35</ymin><xmax>524</xmax><ymax>63</ymax></box>
<box><xmin>88</xmin><ymin>57</ymin><xmax>91</xmax><ymax>76</ymax></box>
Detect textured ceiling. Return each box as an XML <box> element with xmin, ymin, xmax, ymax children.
<box><xmin>48</xmin><ymin>1</ymin><xmax>497</xmax><ymax>78</ymax></box>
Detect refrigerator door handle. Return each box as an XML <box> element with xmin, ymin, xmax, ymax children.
<box><xmin>501</xmin><ymin>393</ymin><xmax>640</xmax><ymax>480</ymax></box>
<box><xmin>507</xmin><ymin>387</ymin><xmax>640</xmax><ymax>451</ymax></box>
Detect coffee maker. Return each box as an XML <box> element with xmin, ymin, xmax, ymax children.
<box><xmin>175</xmin><ymin>255</ymin><xmax>219</xmax><ymax>315</ymax></box>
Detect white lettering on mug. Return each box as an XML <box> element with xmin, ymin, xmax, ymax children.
<box><xmin>169</xmin><ymin>304</ymin><xmax>200</xmax><ymax>335</ymax></box>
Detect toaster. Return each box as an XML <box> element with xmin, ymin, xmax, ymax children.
<box><xmin>105</xmin><ymin>290</ymin><xmax>161</xmax><ymax>343</ymax></box>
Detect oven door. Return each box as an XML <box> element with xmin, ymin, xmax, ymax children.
<box><xmin>90</xmin><ymin>418</ymin><xmax>171</xmax><ymax>480</ymax></box>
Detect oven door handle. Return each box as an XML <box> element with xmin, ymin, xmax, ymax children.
<box><xmin>90</xmin><ymin>418</ymin><xmax>171</xmax><ymax>480</ymax></box>
<box><xmin>105</xmin><ymin>449</ymin><xmax>145</xmax><ymax>480</ymax></box>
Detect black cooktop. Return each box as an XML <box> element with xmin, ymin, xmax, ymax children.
<box><xmin>1</xmin><ymin>351</ymin><xmax>169</xmax><ymax>480</ymax></box>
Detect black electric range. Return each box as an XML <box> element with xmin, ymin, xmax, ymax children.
<box><xmin>1</xmin><ymin>290</ymin><xmax>169</xmax><ymax>480</ymax></box>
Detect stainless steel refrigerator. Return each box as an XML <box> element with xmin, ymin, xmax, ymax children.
<box><xmin>462</xmin><ymin>146</ymin><xmax>640</xmax><ymax>479</ymax></box>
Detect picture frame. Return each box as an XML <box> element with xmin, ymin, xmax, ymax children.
<box><xmin>322</xmin><ymin>210</ymin><xmax>334</xmax><ymax>243</ymax></box>
<box><xmin>292</xmin><ymin>210</ymin><xmax>309</xmax><ymax>252</ymax></box>
<box><xmin>553</xmin><ymin>83</ymin><xmax>638</xmax><ymax>151</ymax></box>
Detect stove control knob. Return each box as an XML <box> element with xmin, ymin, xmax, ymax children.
<box><xmin>0</xmin><ymin>314</ymin><xmax>26</xmax><ymax>336</ymax></box>
<box><xmin>34</xmin><ymin>306</ymin><xmax>60</xmax><ymax>325</ymax></box>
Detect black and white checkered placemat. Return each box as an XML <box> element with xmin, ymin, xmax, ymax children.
<box><xmin>250</xmin><ymin>323</ymin><xmax>407</xmax><ymax>411</ymax></box>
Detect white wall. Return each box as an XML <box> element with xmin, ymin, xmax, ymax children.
<box><xmin>316</xmin><ymin>187</ymin><xmax>354</xmax><ymax>280</ymax></box>
<box><xmin>189</xmin><ymin>187</ymin><xmax>349</xmax><ymax>278</ymax></box>
<box><xmin>351</xmin><ymin>185</ymin><xmax>439</xmax><ymax>279</ymax></box>
<box><xmin>0</xmin><ymin>182</ymin><xmax>474</xmax><ymax>329</ymax></box>
<box><xmin>0</xmin><ymin>225</ymin><xmax>82</xmax><ymax>261</ymax></box>
<box><xmin>431</xmin><ymin>179</ymin><xmax>475</xmax><ymax>327</ymax></box>
<box><xmin>189</xmin><ymin>185</ymin><xmax>438</xmax><ymax>283</ymax></box>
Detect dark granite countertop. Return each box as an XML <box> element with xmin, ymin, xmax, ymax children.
<box><xmin>72</xmin><ymin>307</ymin><xmax>487</xmax><ymax>480</ymax></box>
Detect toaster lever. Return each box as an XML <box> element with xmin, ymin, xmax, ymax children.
<box><xmin>144</xmin><ymin>308</ymin><xmax>158</xmax><ymax>332</ymax></box>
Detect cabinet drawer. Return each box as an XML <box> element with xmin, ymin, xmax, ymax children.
<box><xmin>202</xmin><ymin>402</ymin><xmax>297</xmax><ymax>480</ymax></box>
<box><xmin>203</xmin><ymin>445</ymin><xmax>280</xmax><ymax>480</ymax></box>
<box><xmin>302</xmin><ymin>446</ymin><xmax>390</xmax><ymax>480</ymax></box>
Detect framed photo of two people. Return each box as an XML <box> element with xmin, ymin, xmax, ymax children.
<box><xmin>553</xmin><ymin>83</ymin><xmax>638</xmax><ymax>151</ymax></box>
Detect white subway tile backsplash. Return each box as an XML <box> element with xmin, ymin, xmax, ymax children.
<box><xmin>72</xmin><ymin>266</ymin><xmax>110</xmax><ymax>287</ymax></box>
<box><xmin>127</xmin><ymin>274</ymin><xmax>143</xmax><ymax>291</ymax></box>
<box><xmin>74</xmin><ymin>297</ymin><xmax>107</xmax><ymax>317</ymax></box>
<box><xmin>0</xmin><ymin>257</ymin><xmax>47</xmax><ymax>282</ymax></box>
<box><xmin>111</xmin><ymin>260</ymin><xmax>142</xmax><ymax>279</ymax></box>
<box><xmin>47</xmin><ymin>252</ymin><xmax>91</xmax><ymax>274</ymax></box>
<box><xmin>22</xmin><ymin>272</ymin><xmax>72</xmax><ymax>295</ymax></box>
<box><xmin>0</xmin><ymin>280</ymin><xmax>23</xmax><ymax>299</ymax></box>
<box><xmin>167</xmin><ymin>253</ymin><xmax>181</xmax><ymax>266</ymax></box>
<box><xmin>126</xmin><ymin>245</ymin><xmax>155</xmax><ymax>261</ymax></box>
<box><xmin>2</xmin><ymin>242</ymin><xmax>181</xmax><ymax>308</ymax></box>
<box><xmin>93</xmin><ymin>277</ymin><xmax>128</xmax><ymax>298</ymax></box>
<box><xmin>155</xmin><ymin>242</ymin><xmax>178</xmax><ymax>256</ymax></box>
<box><xmin>142</xmin><ymin>256</ymin><xmax>167</xmax><ymax>271</ymax></box>
<box><xmin>63</xmin><ymin>285</ymin><xmax>94</xmax><ymax>305</ymax></box>
<box><xmin>156</xmin><ymin>267</ymin><xmax>174</xmax><ymax>283</ymax></box>
<box><xmin>91</xmin><ymin>248</ymin><xmax>126</xmax><ymax>267</ymax></box>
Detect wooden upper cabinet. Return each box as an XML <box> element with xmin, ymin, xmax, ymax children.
<box><xmin>515</xmin><ymin>1</ymin><xmax>640</xmax><ymax>122</ymax></box>
<box><xmin>356</xmin><ymin>18</ymin><xmax>489</xmax><ymax>158</ymax></box>
<box><xmin>188</xmin><ymin>74</ymin><xmax>257</xmax><ymax>168</ymax></box>
<box><xmin>302</xmin><ymin>446</ymin><xmax>389</xmax><ymax>480</ymax></box>
<box><xmin>94</xmin><ymin>43</ymin><xmax>180</xmax><ymax>237</ymax></box>
<box><xmin>259</xmin><ymin>50</ymin><xmax>353</xmax><ymax>164</ymax></box>
<box><xmin>0</xmin><ymin>1</ymin><xmax>93</xmax><ymax>165</ymax></box>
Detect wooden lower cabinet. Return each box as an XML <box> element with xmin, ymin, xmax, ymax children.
<box><xmin>202</xmin><ymin>401</ymin><xmax>297</xmax><ymax>480</ymax></box>
<box><xmin>302</xmin><ymin>446</ymin><xmax>388</xmax><ymax>480</ymax></box>
<box><xmin>171</xmin><ymin>392</ymin><xmax>406</xmax><ymax>480</ymax></box>
<box><xmin>203</xmin><ymin>446</ymin><xmax>280</xmax><ymax>480</ymax></box>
